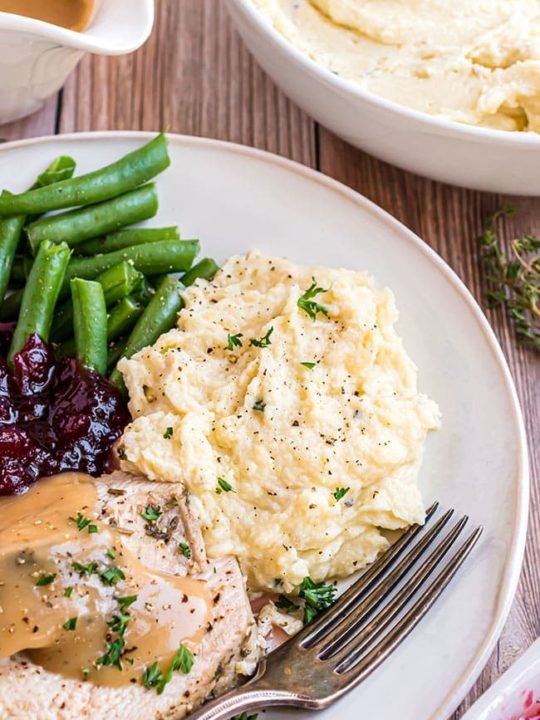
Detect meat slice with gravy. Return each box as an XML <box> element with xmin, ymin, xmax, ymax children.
<box><xmin>0</xmin><ymin>471</ymin><xmax>261</xmax><ymax>720</ymax></box>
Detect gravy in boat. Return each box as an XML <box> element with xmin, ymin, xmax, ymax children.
<box><xmin>0</xmin><ymin>0</ymin><xmax>94</xmax><ymax>31</ymax></box>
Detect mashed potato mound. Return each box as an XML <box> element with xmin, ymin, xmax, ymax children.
<box><xmin>117</xmin><ymin>252</ymin><xmax>440</xmax><ymax>593</ymax></box>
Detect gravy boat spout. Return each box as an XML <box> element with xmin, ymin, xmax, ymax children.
<box><xmin>0</xmin><ymin>0</ymin><xmax>154</xmax><ymax>125</ymax></box>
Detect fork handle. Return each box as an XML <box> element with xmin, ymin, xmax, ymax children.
<box><xmin>186</xmin><ymin>685</ymin><xmax>297</xmax><ymax>720</ymax></box>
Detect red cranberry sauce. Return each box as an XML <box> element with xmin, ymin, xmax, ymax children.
<box><xmin>0</xmin><ymin>328</ymin><xmax>129</xmax><ymax>495</ymax></box>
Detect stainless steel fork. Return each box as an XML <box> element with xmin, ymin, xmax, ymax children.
<box><xmin>189</xmin><ymin>504</ymin><xmax>482</xmax><ymax>720</ymax></box>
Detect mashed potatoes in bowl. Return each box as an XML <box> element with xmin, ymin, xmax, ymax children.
<box><xmin>117</xmin><ymin>252</ymin><xmax>440</xmax><ymax>593</ymax></box>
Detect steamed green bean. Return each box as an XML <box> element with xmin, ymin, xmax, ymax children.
<box><xmin>27</xmin><ymin>184</ymin><xmax>159</xmax><ymax>254</ymax></box>
<box><xmin>181</xmin><ymin>257</ymin><xmax>219</xmax><ymax>287</ymax></box>
<box><xmin>76</xmin><ymin>226</ymin><xmax>180</xmax><ymax>256</ymax></box>
<box><xmin>71</xmin><ymin>279</ymin><xmax>108</xmax><ymax>375</ymax></box>
<box><xmin>0</xmin><ymin>134</ymin><xmax>169</xmax><ymax>217</ymax></box>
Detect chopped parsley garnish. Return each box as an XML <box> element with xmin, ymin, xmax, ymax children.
<box><xmin>299</xmin><ymin>577</ymin><xmax>338</xmax><ymax>624</ymax></box>
<box><xmin>300</xmin><ymin>361</ymin><xmax>318</xmax><ymax>370</ymax></box>
<box><xmin>232</xmin><ymin>715</ymin><xmax>259</xmax><ymax>720</ymax></box>
<box><xmin>275</xmin><ymin>595</ymin><xmax>300</xmax><ymax>613</ymax></box>
<box><xmin>100</xmin><ymin>566</ymin><xmax>126</xmax><ymax>586</ymax></box>
<box><xmin>64</xmin><ymin>586</ymin><xmax>73</xmax><ymax>598</ymax></box>
<box><xmin>72</xmin><ymin>561</ymin><xmax>98</xmax><ymax>576</ymax></box>
<box><xmin>252</xmin><ymin>399</ymin><xmax>266</xmax><ymax>412</ymax></box>
<box><xmin>141</xmin><ymin>504</ymin><xmax>162</xmax><ymax>522</ymax></box>
<box><xmin>96</xmin><ymin>596</ymin><xmax>137</xmax><ymax>670</ymax></box>
<box><xmin>163</xmin><ymin>426</ymin><xmax>173</xmax><ymax>439</ymax></box>
<box><xmin>106</xmin><ymin>549</ymin><xmax>116</xmax><ymax>560</ymax></box>
<box><xmin>36</xmin><ymin>573</ymin><xmax>56</xmax><ymax>586</ymax></box>
<box><xmin>82</xmin><ymin>667</ymin><xmax>90</xmax><ymax>680</ymax></box>
<box><xmin>179</xmin><ymin>542</ymin><xmax>191</xmax><ymax>559</ymax></box>
<box><xmin>226</xmin><ymin>332</ymin><xmax>243</xmax><ymax>350</ymax></box>
<box><xmin>143</xmin><ymin>644</ymin><xmax>194</xmax><ymax>694</ymax></box>
<box><xmin>250</xmin><ymin>326</ymin><xmax>273</xmax><ymax>348</ymax></box>
<box><xmin>333</xmin><ymin>487</ymin><xmax>350</xmax><ymax>502</ymax></box>
<box><xmin>70</xmin><ymin>512</ymin><xmax>98</xmax><ymax>534</ymax></box>
<box><xmin>62</xmin><ymin>617</ymin><xmax>78</xmax><ymax>631</ymax></box>
<box><xmin>297</xmin><ymin>278</ymin><xmax>329</xmax><ymax>321</ymax></box>
<box><xmin>215</xmin><ymin>477</ymin><xmax>234</xmax><ymax>494</ymax></box>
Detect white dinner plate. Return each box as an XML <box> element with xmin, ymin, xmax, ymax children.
<box><xmin>0</xmin><ymin>132</ymin><xmax>529</xmax><ymax>720</ymax></box>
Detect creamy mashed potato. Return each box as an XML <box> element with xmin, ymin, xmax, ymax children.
<box><xmin>117</xmin><ymin>253</ymin><xmax>440</xmax><ymax>593</ymax></box>
<box><xmin>253</xmin><ymin>0</ymin><xmax>540</xmax><ymax>131</ymax></box>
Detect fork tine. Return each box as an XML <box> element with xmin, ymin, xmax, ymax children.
<box><xmin>302</xmin><ymin>502</ymin><xmax>440</xmax><ymax>648</ymax></box>
<box><xmin>320</xmin><ymin>514</ymin><xmax>469</xmax><ymax>661</ymax></box>
<box><xmin>335</xmin><ymin>525</ymin><xmax>483</xmax><ymax>682</ymax></box>
<box><xmin>303</xmin><ymin>507</ymin><xmax>455</xmax><ymax>651</ymax></box>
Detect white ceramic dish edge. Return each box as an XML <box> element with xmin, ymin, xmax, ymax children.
<box><xmin>463</xmin><ymin>638</ymin><xmax>540</xmax><ymax>720</ymax></box>
<box><xmin>227</xmin><ymin>0</ymin><xmax>540</xmax><ymax>194</ymax></box>
<box><xmin>0</xmin><ymin>131</ymin><xmax>529</xmax><ymax>719</ymax></box>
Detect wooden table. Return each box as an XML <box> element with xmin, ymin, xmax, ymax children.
<box><xmin>2</xmin><ymin>1</ymin><xmax>538</xmax><ymax>716</ymax></box>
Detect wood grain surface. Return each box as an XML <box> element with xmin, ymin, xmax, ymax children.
<box><xmin>1</xmin><ymin>1</ymin><xmax>539</xmax><ymax>717</ymax></box>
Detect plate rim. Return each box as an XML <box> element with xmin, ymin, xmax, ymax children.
<box><xmin>0</xmin><ymin>130</ymin><xmax>529</xmax><ymax>719</ymax></box>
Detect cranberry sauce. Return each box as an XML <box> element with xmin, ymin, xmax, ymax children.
<box><xmin>0</xmin><ymin>329</ymin><xmax>129</xmax><ymax>495</ymax></box>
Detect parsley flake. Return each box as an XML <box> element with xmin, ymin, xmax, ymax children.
<box><xmin>163</xmin><ymin>427</ymin><xmax>173</xmax><ymax>440</ymax></box>
<box><xmin>141</xmin><ymin>504</ymin><xmax>162</xmax><ymax>522</ymax></box>
<box><xmin>299</xmin><ymin>577</ymin><xmax>337</xmax><ymax>624</ymax></box>
<box><xmin>36</xmin><ymin>573</ymin><xmax>56</xmax><ymax>586</ymax></box>
<box><xmin>70</xmin><ymin>512</ymin><xmax>98</xmax><ymax>534</ymax></box>
<box><xmin>62</xmin><ymin>617</ymin><xmax>78</xmax><ymax>631</ymax></box>
<box><xmin>100</xmin><ymin>566</ymin><xmax>125</xmax><ymax>586</ymax></box>
<box><xmin>72</xmin><ymin>561</ymin><xmax>98</xmax><ymax>576</ymax></box>
<box><xmin>179</xmin><ymin>542</ymin><xmax>191</xmax><ymax>559</ymax></box>
<box><xmin>215</xmin><ymin>477</ymin><xmax>234</xmax><ymax>494</ymax></box>
<box><xmin>232</xmin><ymin>715</ymin><xmax>259</xmax><ymax>720</ymax></box>
<box><xmin>333</xmin><ymin>487</ymin><xmax>350</xmax><ymax>502</ymax></box>
<box><xmin>143</xmin><ymin>644</ymin><xmax>194</xmax><ymax>694</ymax></box>
<box><xmin>106</xmin><ymin>549</ymin><xmax>116</xmax><ymax>560</ymax></box>
<box><xmin>250</xmin><ymin>326</ymin><xmax>274</xmax><ymax>348</ymax></box>
<box><xmin>226</xmin><ymin>332</ymin><xmax>243</xmax><ymax>350</ymax></box>
<box><xmin>64</xmin><ymin>586</ymin><xmax>73</xmax><ymax>598</ymax></box>
<box><xmin>300</xmin><ymin>361</ymin><xmax>318</xmax><ymax>370</ymax></box>
<box><xmin>275</xmin><ymin>595</ymin><xmax>300</xmax><ymax>613</ymax></box>
<box><xmin>297</xmin><ymin>278</ymin><xmax>329</xmax><ymax>321</ymax></box>
<box><xmin>253</xmin><ymin>399</ymin><xmax>266</xmax><ymax>412</ymax></box>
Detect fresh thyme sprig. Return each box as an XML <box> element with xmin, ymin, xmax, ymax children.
<box><xmin>481</xmin><ymin>207</ymin><xmax>539</xmax><ymax>351</ymax></box>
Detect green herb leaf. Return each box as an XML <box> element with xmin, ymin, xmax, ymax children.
<box><xmin>163</xmin><ymin>427</ymin><xmax>173</xmax><ymax>440</ymax></box>
<box><xmin>252</xmin><ymin>399</ymin><xmax>266</xmax><ymax>412</ymax></box>
<box><xmin>299</xmin><ymin>576</ymin><xmax>338</xmax><ymax>624</ymax></box>
<box><xmin>116</xmin><ymin>595</ymin><xmax>138</xmax><ymax>612</ymax></box>
<box><xmin>72</xmin><ymin>561</ymin><xmax>98</xmax><ymax>576</ymax></box>
<box><xmin>231</xmin><ymin>714</ymin><xmax>259</xmax><ymax>720</ymax></box>
<box><xmin>250</xmin><ymin>326</ymin><xmax>274</xmax><ymax>348</ymax></box>
<box><xmin>300</xmin><ymin>361</ymin><xmax>318</xmax><ymax>369</ymax></box>
<box><xmin>275</xmin><ymin>595</ymin><xmax>300</xmax><ymax>613</ymax></box>
<box><xmin>70</xmin><ymin>512</ymin><xmax>98</xmax><ymax>534</ymax></box>
<box><xmin>106</xmin><ymin>549</ymin><xmax>116</xmax><ymax>560</ymax></box>
<box><xmin>64</xmin><ymin>586</ymin><xmax>73</xmax><ymax>598</ymax></box>
<box><xmin>100</xmin><ymin>566</ymin><xmax>126</xmax><ymax>586</ymax></box>
<box><xmin>226</xmin><ymin>332</ymin><xmax>243</xmax><ymax>350</ymax></box>
<box><xmin>179</xmin><ymin>542</ymin><xmax>191</xmax><ymax>559</ymax></box>
<box><xmin>215</xmin><ymin>477</ymin><xmax>234</xmax><ymax>495</ymax></box>
<box><xmin>480</xmin><ymin>207</ymin><xmax>539</xmax><ymax>351</ymax></box>
<box><xmin>143</xmin><ymin>645</ymin><xmax>195</xmax><ymax>695</ymax></box>
<box><xmin>297</xmin><ymin>278</ymin><xmax>329</xmax><ymax>321</ymax></box>
<box><xmin>62</xmin><ymin>617</ymin><xmax>78</xmax><ymax>631</ymax></box>
<box><xmin>333</xmin><ymin>487</ymin><xmax>350</xmax><ymax>502</ymax></box>
<box><xmin>142</xmin><ymin>661</ymin><xmax>162</xmax><ymax>689</ymax></box>
<box><xmin>141</xmin><ymin>504</ymin><xmax>162</xmax><ymax>522</ymax></box>
<box><xmin>36</xmin><ymin>573</ymin><xmax>56</xmax><ymax>586</ymax></box>
<box><xmin>96</xmin><ymin>637</ymin><xmax>125</xmax><ymax>670</ymax></box>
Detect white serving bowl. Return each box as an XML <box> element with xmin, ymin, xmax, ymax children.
<box><xmin>0</xmin><ymin>0</ymin><xmax>154</xmax><ymax>125</ymax></box>
<box><xmin>462</xmin><ymin>639</ymin><xmax>540</xmax><ymax>720</ymax></box>
<box><xmin>226</xmin><ymin>0</ymin><xmax>540</xmax><ymax>195</ymax></box>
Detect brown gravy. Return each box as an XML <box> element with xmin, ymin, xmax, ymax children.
<box><xmin>0</xmin><ymin>0</ymin><xmax>94</xmax><ymax>31</ymax></box>
<box><xmin>0</xmin><ymin>473</ymin><xmax>211</xmax><ymax>687</ymax></box>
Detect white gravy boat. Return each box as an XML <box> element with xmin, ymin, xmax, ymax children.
<box><xmin>0</xmin><ymin>0</ymin><xmax>154</xmax><ymax>125</ymax></box>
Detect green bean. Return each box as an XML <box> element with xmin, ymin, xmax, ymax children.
<box><xmin>7</xmin><ymin>241</ymin><xmax>70</xmax><ymax>367</ymax></box>
<box><xmin>27</xmin><ymin>184</ymin><xmax>159</xmax><ymax>254</ymax></box>
<box><xmin>52</xmin><ymin>261</ymin><xmax>143</xmax><ymax>342</ymax></box>
<box><xmin>34</xmin><ymin>156</ymin><xmax>76</xmax><ymax>189</ymax></box>
<box><xmin>0</xmin><ymin>134</ymin><xmax>170</xmax><ymax>217</ymax></box>
<box><xmin>71</xmin><ymin>279</ymin><xmax>107</xmax><ymax>375</ymax></box>
<box><xmin>61</xmin><ymin>239</ymin><xmax>199</xmax><ymax>296</ymax></box>
<box><xmin>0</xmin><ymin>289</ymin><xmax>22</xmax><ymax>321</ymax></box>
<box><xmin>109</xmin><ymin>276</ymin><xmax>184</xmax><ymax>389</ymax></box>
<box><xmin>181</xmin><ymin>257</ymin><xmax>220</xmax><ymax>287</ymax></box>
<box><xmin>75</xmin><ymin>226</ymin><xmax>180</xmax><ymax>256</ymax></box>
<box><xmin>0</xmin><ymin>213</ymin><xmax>24</xmax><ymax>301</ymax></box>
<box><xmin>107</xmin><ymin>339</ymin><xmax>127</xmax><ymax>371</ymax></box>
